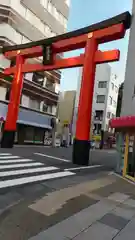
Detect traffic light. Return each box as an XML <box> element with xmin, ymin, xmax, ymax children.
<box><xmin>42</xmin><ymin>44</ymin><xmax>53</xmax><ymax>65</ymax></box>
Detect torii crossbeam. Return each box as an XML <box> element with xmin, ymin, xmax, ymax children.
<box><xmin>1</xmin><ymin>12</ymin><xmax>131</xmax><ymax>166</ymax></box>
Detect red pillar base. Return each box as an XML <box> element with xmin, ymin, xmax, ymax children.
<box><xmin>72</xmin><ymin>139</ymin><xmax>90</xmax><ymax>165</ymax></box>
<box><xmin>1</xmin><ymin>130</ymin><xmax>15</xmax><ymax>148</ymax></box>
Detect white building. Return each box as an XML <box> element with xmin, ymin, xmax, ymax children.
<box><xmin>72</xmin><ymin>64</ymin><xmax>119</xmax><ymax>136</ymax></box>
<box><xmin>0</xmin><ymin>0</ymin><xmax>70</xmax><ymax>144</ymax></box>
<box><xmin>121</xmin><ymin>0</ymin><xmax>135</xmax><ymax>116</ymax></box>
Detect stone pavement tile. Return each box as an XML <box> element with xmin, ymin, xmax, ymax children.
<box><xmin>73</xmin><ymin>222</ymin><xmax>118</xmax><ymax>240</ymax></box>
<box><xmin>29</xmin><ymin>199</ymin><xmax>117</xmax><ymax>240</ymax></box>
<box><xmin>107</xmin><ymin>192</ymin><xmax>130</xmax><ymax>203</ymax></box>
<box><xmin>91</xmin><ymin>177</ymin><xmax>135</xmax><ymax>199</ymax></box>
<box><xmin>30</xmin><ymin>194</ymin><xmax>98</xmax><ymax>217</ymax></box>
<box><xmin>124</xmin><ymin>198</ymin><xmax>135</xmax><ymax>208</ymax></box>
<box><xmin>111</xmin><ymin>206</ymin><xmax>135</xmax><ymax>220</ymax></box>
<box><xmin>114</xmin><ymin>217</ymin><xmax>135</xmax><ymax>239</ymax></box>
<box><xmin>73</xmin><ymin>199</ymin><xmax>117</xmax><ymax>229</ymax></box>
<box><xmin>29</xmin><ymin>216</ymin><xmax>82</xmax><ymax>240</ymax></box>
<box><xmin>91</xmin><ymin>180</ymin><xmax>120</xmax><ymax>198</ymax></box>
<box><xmin>29</xmin><ymin>176</ymin><xmax>114</xmax><ymax>216</ymax></box>
<box><xmin>99</xmin><ymin>213</ymin><xmax>129</xmax><ymax>230</ymax></box>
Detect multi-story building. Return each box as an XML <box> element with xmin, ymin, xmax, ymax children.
<box><xmin>0</xmin><ymin>0</ymin><xmax>70</xmax><ymax>144</ymax></box>
<box><xmin>93</xmin><ymin>68</ymin><xmax>119</xmax><ymax>134</ymax></box>
<box><xmin>58</xmin><ymin>90</ymin><xmax>76</xmax><ymax>132</ymax></box>
<box><xmin>72</xmin><ymin>65</ymin><xmax>119</xmax><ymax>136</ymax></box>
<box><xmin>121</xmin><ymin>0</ymin><xmax>135</xmax><ymax>116</ymax></box>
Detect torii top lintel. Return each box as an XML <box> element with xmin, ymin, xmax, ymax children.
<box><xmin>2</xmin><ymin>11</ymin><xmax>131</xmax><ymax>75</ymax></box>
<box><xmin>2</xmin><ymin>11</ymin><xmax>131</xmax><ymax>55</ymax></box>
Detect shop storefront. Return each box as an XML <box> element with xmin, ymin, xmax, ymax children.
<box><xmin>123</xmin><ymin>133</ymin><xmax>135</xmax><ymax>181</ymax></box>
<box><xmin>110</xmin><ymin>116</ymin><xmax>135</xmax><ymax>181</ymax></box>
<box><xmin>0</xmin><ymin>101</ymin><xmax>52</xmax><ymax>145</ymax></box>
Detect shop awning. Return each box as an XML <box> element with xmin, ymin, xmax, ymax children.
<box><xmin>110</xmin><ymin>116</ymin><xmax>135</xmax><ymax>129</ymax></box>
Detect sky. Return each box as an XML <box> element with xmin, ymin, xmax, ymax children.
<box><xmin>60</xmin><ymin>0</ymin><xmax>132</xmax><ymax>91</ymax></box>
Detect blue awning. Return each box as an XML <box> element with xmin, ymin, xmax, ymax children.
<box><xmin>0</xmin><ymin>101</ymin><xmax>52</xmax><ymax>129</ymax></box>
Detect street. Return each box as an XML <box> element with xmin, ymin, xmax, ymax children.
<box><xmin>0</xmin><ymin>146</ymin><xmax>117</xmax><ymax>191</ymax></box>
<box><xmin>1</xmin><ymin>146</ymin><xmax>135</xmax><ymax>240</ymax></box>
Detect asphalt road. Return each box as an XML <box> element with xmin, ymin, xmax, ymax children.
<box><xmin>0</xmin><ymin>145</ymin><xmax>117</xmax><ymax>192</ymax></box>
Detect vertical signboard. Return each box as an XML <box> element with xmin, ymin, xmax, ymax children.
<box><xmin>43</xmin><ymin>45</ymin><xmax>53</xmax><ymax>65</ymax></box>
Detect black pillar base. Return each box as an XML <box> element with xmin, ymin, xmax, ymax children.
<box><xmin>1</xmin><ymin>130</ymin><xmax>15</xmax><ymax>148</ymax></box>
<box><xmin>72</xmin><ymin>139</ymin><xmax>90</xmax><ymax>166</ymax></box>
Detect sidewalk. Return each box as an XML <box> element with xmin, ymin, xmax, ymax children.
<box><xmin>29</xmin><ymin>174</ymin><xmax>135</xmax><ymax>240</ymax></box>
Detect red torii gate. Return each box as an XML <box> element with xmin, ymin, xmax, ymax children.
<box><xmin>1</xmin><ymin>12</ymin><xmax>131</xmax><ymax>165</ymax></box>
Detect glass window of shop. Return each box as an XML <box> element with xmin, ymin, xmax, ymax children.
<box><xmin>34</xmin><ymin>127</ymin><xmax>44</xmax><ymax>144</ymax></box>
<box><xmin>24</xmin><ymin>126</ymin><xmax>35</xmax><ymax>143</ymax></box>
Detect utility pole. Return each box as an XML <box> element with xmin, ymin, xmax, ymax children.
<box><xmin>51</xmin><ymin>95</ymin><xmax>60</xmax><ymax>147</ymax></box>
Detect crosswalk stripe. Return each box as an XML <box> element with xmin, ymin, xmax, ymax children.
<box><xmin>0</xmin><ymin>166</ymin><xmax>59</xmax><ymax>177</ymax></box>
<box><xmin>0</xmin><ymin>153</ymin><xmax>12</xmax><ymax>156</ymax></box>
<box><xmin>0</xmin><ymin>162</ymin><xmax>43</xmax><ymax>169</ymax></box>
<box><xmin>0</xmin><ymin>156</ymin><xmax>20</xmax><ymax>159</ymax></box>
<box><xmin>34</xmin><ymin>153</ymin><xmax>70</xmax><ymax>162</ymax></box>
<box><xmin>0</xmin><ymin>159</ymin><xmax>34</xmax><ymax>164</ymax></box>
<box><xmin>0</xmin><ymin>171</ymin><xmax>75</xmax><ymax>189</ymax></box>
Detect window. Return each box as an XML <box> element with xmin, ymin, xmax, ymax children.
<box><xmin>47</xmin><ymin>105</ymin><xmax>52</xmax><ymax>114</ymax></box>
<box><xmin>109</xmin><ymin>96</ymin><xmax>112</xmax><ymax>105</ymax></box>
<box><xmin>112</xmin><ymin>113</ymin><xmax>115</xmax><ymax>118</ymax></box>
<box><xmin>29</xmin><ymin>97</ymin><xmax>40</xmax><ymax>110</ymax></box>
<box><xmin>98</xmin><ymin>81</ymin><xmax>107</xmax><ymax>88</ymax></box>
<box><xmin>95</xmin><ymin>110</ymin><xmax>103</xmax><ymax>120</ymax></box>
<box><xmin>32</xmin><ymin>72</ymin><xmax>44</xmax><ymax>86</ymax></box>
<box><xmin>111</xmin><ymin>83</ymin><xmax>114</xmax><ymax>90</ymax></box>
<box><xmin>43</xmin><ymin>103</ymin><xmax>48</xmax><ymax>112</ymax></box>
<box><xmin>107</xmin><ymin>112</ymin><xmax>111</xmax><ymax>119</ymax></box>
<box><xmin>96</xmin><ymin>95</ymin><xmax>105</xmax><ymax>103</ymax></box>
<box><xmin>45</xmin><ymin>79</ymin><xmax>55</xmax><ymax>91</ymax></box>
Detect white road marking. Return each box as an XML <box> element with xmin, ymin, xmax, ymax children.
<box><xmin>0</xmin><ymin>162</ymin><xmax>43</xmax><ymax>169</ymax></box>
<box><xmin>0</xmin><ymin>153</ymin><xmax>12</xmax><ymax>156</ymax></box>
<box><xmin>0</xmin><ymin>156</ymin><xmax>20</xmax><ymax>159</ymax></box>
<box><xmin>0</xmin><ymin>159</ymin><xmax>33</xmax><ymax>164</ymax></box>
<box><xmin>34</xmin><ymin>153</ymin><xmax>70</xmax><ymax>162</ymax></box>
<box><xmin>0</xmin><ymin>166</ymin><xmax>59</xmax><ymax>177</ymax></box>
<box><xmin>64</xmin><ymin>165</ymin><xmax>102</xmax><ymax>171</ymax></box>
<box><xmin>0</xmin><ymin>171</ymin><xmax>75</xmax><ymax>189</ymax></box>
